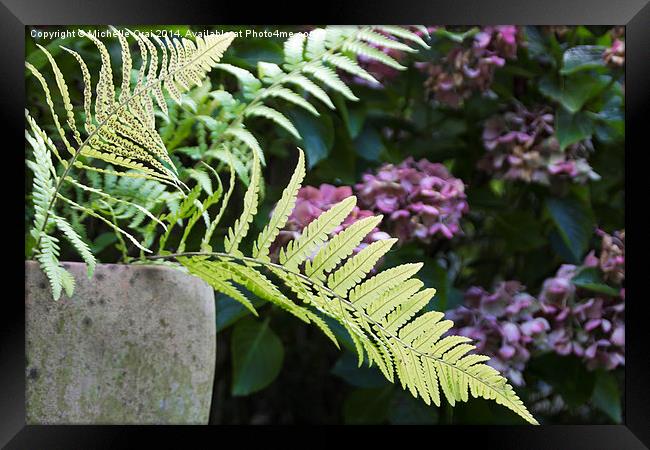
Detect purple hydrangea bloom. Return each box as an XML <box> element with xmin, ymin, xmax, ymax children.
<box><xmin>270</xmin><ymin>184</ymin><xmax>391</xmax><ymax>262</ymax></box>
<box><xmin>419</xmin><ymin>26</ymin><xmax>520</xmax><ymax>108</ymax></box>
<box><xmin>538</xmin><ymin>229</ymin><xmax>625</xmax><ymax>371</ymax></box>
<box><xmin>447</xmin><ymin>281</ymin><xmax>549</xmax><ymax>386</ymax></box>
<box><xmin>603</xmin><ymin>39</ymin><xmax>625</xmax><ymax>68</ymax></box>
<box><xmin>354</xmin><ymin>157</ymin><xmax>468</xmax><ymax>244</ymax></box>
<box><xmin>478</xmin><ymin>104</ymin><xmax>600</xmax><ymax>185</ymax></box>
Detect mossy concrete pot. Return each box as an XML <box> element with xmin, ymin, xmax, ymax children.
<box><xmin>25</xmin><ymin>261</ymin><xmax>216</xmax><ymax>424</ymax></box>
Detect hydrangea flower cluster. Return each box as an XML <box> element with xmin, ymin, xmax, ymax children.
<box><xmin>603</xmin><ymin>39</ymin><xmax>625</xmax><ymax>68</ymax></box>
<box><xmin>354</xmin><ymin>157</ymin><xmax>468</xmax><ymax>244</ymax></box>
<box><xmin>419</xmin><ymin>26</ymin><xmax>519</xmax><ymax>108</ymax></box>
<box><xmin>478</xmin><ymin>104</ymin><xmax>600</xmax><ymax>185</ymax></box>
<box><xmin>538</xmin><ymin>229</ymin><xmax>625</xmax><ymax>371</ymax></box>
<box><xmin>269</xmin><ymin>184</ymin><xmax>391</xmax><ymax>262</ymax></box>
<box><xmin>446</xmin><ymin>229</ymin><xmax>624</xmax><ymax>386</ymax></box>
<box><xmin>446</xmin><ymin>281</ymin><xmax>550</xmax><ymax>386</ymax></box>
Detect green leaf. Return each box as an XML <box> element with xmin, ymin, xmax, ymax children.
<box><xmin>231</xmin><ymin>318</ymin><xmax>284</xmax><ymax>396</ymax></box>
<box><xmin>286</xmin><ymin>108</ymin><xmax>334</xmax><ymax>169</ymax></box>
<box><xmin>555</xmin><ymin>107</ymin><xmax>594</xmax><ymax>150</ymax></box>
<box><xmin>434</xmin><ymin>27</ymin><xmax>479</xmax><ymax>43</ymax></box>
<box><xmin>389</xmin><ymin>389</ymin><xmax>439</xmax><ymax>424</ymax></box>
<box><xmin>546</xmin><ymin>194</ymin><xmax>595</xmax><ymax>263</ymax></box>
<box><xmin>571</xmin><ymin>267</ymin><xmax>620</xmax><ymax>296</ymax></box>
<box><xmin>331</xmin><ymin>351</ymin><xmax>388</xmax><ymax>388</ymax></box>
<box><xmin>91</xmin><ymin>232</ymin><xmax>118</xmax><ymax>254</ymax></box>
<box><xmin>592</xmin><ymin>370</ymin><xmax>622</xmax><ymax>423</ymax></box>
<box><xmin>342</xmin><ymin>386</ymin><xmax>394</xmax><ymax>424</ymax></box>
<box><xmin>216</xmin><ymin>293</ymin><xmax>266</xmax><ymax>332</ymax></box>
<box><xmin>539</xmin><ymin>74</ymin><xmax>611</xmax><ymax>114</ymax></box>
<box><xmin>353</xmin><ymin>124</ymin><xmax>384</xmax><ymax>161</ymax></box>
<box><xmin>528</xmin><ymin>354</ymin><xmax>596</xmax><ymax>408</ymax></box>
<box><xmin>561</xmin><ymin>45</ymin><xmax>607</xmax><ymax>75</ymax></box>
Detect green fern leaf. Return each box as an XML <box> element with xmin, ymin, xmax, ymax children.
<box><xmin>303</xmin><ymin>63</ymin><xmax>359</xmax><ymax>101</ymax></box>
<box><xmin>357</xmin><ymin>29</ymin><xmax>417</xmax><ymax>53</ymax></box>
<box><xmin>261</xmin><ymin>86</ymin><xmax>320</xmax><ymax>116</ymax></box>
<box><xmin>214</xmin><ymin>63</ymin><xmax>262</xmax><ymax>98</ymax></box>
<box><xmin>245</xmin><ymin>105</ymin><xmax>301</xmax><ymax>139</ymax></box>
<box><xmin>349</xmin><ymin>263</ymin><xmax>423</xmax><ymax>308</ymax></box>
<box><xmin>321</xmin><ymin>53</ymin><xmax>378</xmax><ymax>84</ymax></box>
<box><xmin>53</xmin><ymin>215</ymin><xmax>97</xmax><ymax>278</ymax></box>
<box><xmin>181</xmin><ymin>257</ymin><xmax>258</xmax><ymax>316</ymax></box>
<box><xmin>279</xmin><ymin>195</ymin><xmax>356</xmax><ymax>271</ymax></box>
<box><xmin>224</xmin><ymin>151</ymin><xmax>261</xmax><ymax>256</ymax></box>
<box><xmin>343</xmin><ymin>40</ymin><xmax>406</xmax><ymax>70</ymax></box>
<box><xmin>224</xmin><ymin>127</ymin><xmax>266</xmax><ymax>166</ymax></box>
<box><xmin>252</xmin><ymin>149</ymin><xmax>306</xmax><ymax>262</ymax></box>
<box><xmin>283</xmin><ymin>74</ymin><xmax>335</xmax><ymax>109</ymax></box>
<box><xmin>305</xmin><ymin>215</ymin><xmax>382</xmax><ymax>282</ymax></box>
<box><xmin>327</xmin><ymin>237</ymin><xmax>397</xmax><ymax>296</ymax></box>
<box><xmin>383</xmin><ymin>288</ymin><xmax>436</xmax><ymax>333</ymax></box>
<box><xmin>202</xmin><ymin>155</ymin><xmax>236</xmax><ymax>251</ymax></box>
<box><xmin>283</xmin><ymin>32</ymin><xmax>307</xmax><ymax>67</ymax></box>
<box><xmin>375</xmin><ymin>25</ymin><xmax>431</xmax><ymax>49</ymax></box>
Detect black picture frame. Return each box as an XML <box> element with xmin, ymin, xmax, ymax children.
<box><xmin>2</xmin><ymin>1</ymin><xmax>648</xmax><ymax>447</ymax></box>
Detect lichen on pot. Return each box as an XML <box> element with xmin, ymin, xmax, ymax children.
<box><xmin>25</xmin><ymin>261</ymin><xmax>216</xmax><ymax>424</ymax></box>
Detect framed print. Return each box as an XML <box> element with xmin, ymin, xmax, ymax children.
<box><xmin>1</xmin><ymin>0</ymin><xmax>648</xmax><ymax>448</ymax></box>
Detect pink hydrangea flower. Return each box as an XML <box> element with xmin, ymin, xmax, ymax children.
<box><xmin>354</xmin><ymin>157</ymin><xmax>468</xmax><ymax>244</ymax></box>
<box><xmin>603</xmin><ymin>39</ymin><xmax>625</xmax><ymax>68</ymax></box>
<box><xmin>479</xmin><ymin>104</ymin><xmax>599</xmax><ymax>185</ymax></box>
<box><xmin>420</xmin><ymin>26</ymin><xmax>520</xmax><ymax>108</ymax></box>
<box><xmin>538</xmin><ymin>229</ymin><xmax>625</xmax><ymax>371</ymax></box>
<box><xmin>270</xmin><ymin>184</ymin><xmax>391</xmax><ymax>262</ymax></box>
<box><xmin>447</xmin><ymin>281</ymin><xmax>549</xmax><ymax>386</ymax></box>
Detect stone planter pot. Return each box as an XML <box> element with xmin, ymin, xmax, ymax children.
<box><xmin>25</xmin><ymin>261</ymin><xmax>216</xmax><ymax>424</ymax></box>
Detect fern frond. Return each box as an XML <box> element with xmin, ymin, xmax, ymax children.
<box><xmin>224</xmin><ymin>151</ymin><xmax>261</xmax><ymax>256</ymax></box>
<box><xmin>327</xmin><ymin>237</ymin><xmax>397</xmax><ymax>296</ymax></box>
<box><xmin>349</xmin><ymin>262</ymin><xmax>423</xmax><ymax>308</ymax></box>
<box><xmin>202</xmin><ymin>154</ymin><xmax>236</xmax><ymax>251</ymax></box>
<box><xmin>29</xmin><ymin>27</ymin><xmax>236</xmax><ymax>189</ymax></box>
<box><xmin>302</xmin><ymin>63</ymin><xmax>359</xmax><ymax>101</ymax></box>
<box><xmin>283</xmin><ymin>32</ymin><xmax>307</xmax><ymax>67</ymax></box>
<box><xmin>357</xmin><ymin>29</ymin><xmax>417</xmax><ymax>53</ymax></box>
<box><xmin>305</xmin><ymin>215</ymin><xmax>382</xmax><ymax>282</ymax></box>
<box><xmin>375</xmin><ymin>25</ymin><xmax>431</xmax><ymax>49</ymax></box>
<box><xmin>321</xmin><ymin>53</ymin><xmax>378</xmax><ymax>84</ymax></box>
<box><xmin>283</xmin><ymin>73</ymin><xmax>335</xmax><ymax>109</ymax></box>
<box><xmin>214</xmin><ymin>63</ymin><xmax>262</xmax><ymax>98</ymax></box>
<box><xmin>343</xmin><ymin>40</ymin><xmax>406</xmax><ymax>70</ymax></box>
<box><xmin>53</xmin><ymin>215</ymin><xmax>96</xmax><ymax>278</ymax></box>
<box><xmin>27</xmin><ymin>27</ymin><xmax>237</xmax><ymax>297</ymax></box>
<box><xmin>245</xmin><ymin>105</ymin><xmax>301</xmax><ymax>139</ymax></box>
<box><xmin>35</xmin><ymin>234</ymin><xmax>73</xmax><ymax>300</ymax></box>
<box><xmin>169</xmin><ymin>147</ymin><xmax>537</xmax><ymax>424</ymax></box>
<box><xmin>180</xmin><ymin>256</ymin><xmax>258</xmax><ymax>316</ymax></box>
<box><xmin>279</xmin><ymin>195</ymin><xmax>356</xmax><ymax>271</ymax></box>
<box><xmin>260</xmin><ymin>86</ymin><xmax>319</xmax><ymax>116</ymax></box>
<box><xmin>224</xmin><ymin>127</ymin><xmax>266</xmax><ymax>166</ymax></box>
<box><xmin>252</xmin><ymin>148</ymin><xmax>306</xmax><ymax>262</ymax></box>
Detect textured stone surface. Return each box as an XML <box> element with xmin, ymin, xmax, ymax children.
<box><xmin>25</xmin><ymin>261</ymin><xmax>216</xmax><ymax>424</ymax></box>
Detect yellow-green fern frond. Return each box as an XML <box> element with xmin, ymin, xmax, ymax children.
<box><xmin>171</xmin><ymin>148</ymin><xmax>537</xmax><ymax>424</ymax></box>
<box><xmin>252</xmin><ymin>149</ymin><xmax>306</xmax><ymax>262</ymax></box>
<box><xmin>224</xmin><ymin>151</ymin><xmax>261</xmax><ymax>256</ymax></box>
